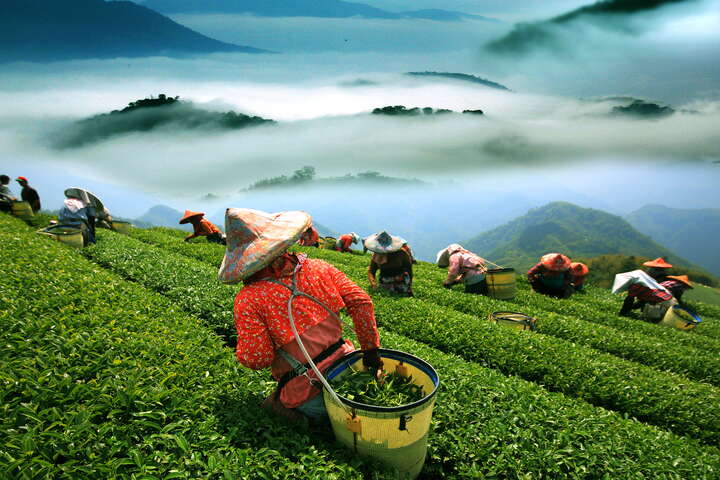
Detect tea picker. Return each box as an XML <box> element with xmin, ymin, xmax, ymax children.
<box><xmin>218</xmin><ymin>208</ymin><xmax>382</xmax><ymax>422</ymax></box>
<box><xmin>179</xmin><ymin>209</ymin><xmax>226</xmax><ymax>245</ymax></box>
<box><xmin>0</xmin><ymin>175</ymin><xmax>15</xmax><ymax>213</ymax></box>
<box><xmin>365</xmin><ymin>231</ymin><xmax>415</xmax><ymax>297</ymax></box>
<box><xmin>527</xmin><ymin>253</ymin><xmax>574</xmax><ymax>299</ymax></box>
<box><xmin>16</xmin><ymin>176</ymin><xmax>41</xmax><ymax>213</ymax></box>
<box><xmin>57</xmin><ymin>187</ymin><xmax>103</xmax><ymax>246</ymax></box>
<box><xmin>613</xmin><ymin>270</ymin><xmax>677</xmax><ymax>322</ymax></box>
<box><xmin>219</xmin><ymin>209</ymin><xmax>439</xmax><ymax>478</ymax></box>
<box><xmin>660</xmin><ymin>275</ymin><xmax>693</xmax><ymax>303</ymax></box>
<box><xmin>335</xmin><ymin>232</ymin><xmax>361</xmax><ymax>252</ymax></box>
<box><xmin>570</xmin><ymin>262</ymin><xmax>589</xmax><ymax>291</ymax></box>
<box><xmin>298</xmin><ymin>224</ymin><xmax>320</xmax><ymax>247</ymax></box>
<box><xmin>436</xmin><ymin>244</ymin><xmax>489</xmax><ymax>294</ymax></box>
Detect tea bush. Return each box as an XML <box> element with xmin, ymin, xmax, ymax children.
<box><xmin>79</xmin><ymin>228</ymin><xmax>720</xmax><ymax>444</ymax></box>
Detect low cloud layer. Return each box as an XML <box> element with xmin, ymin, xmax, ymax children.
<box><xmin>486</xmin><ymin>0</ymin><xmax>710</xmax><ymax>55</ymax></box>
<box><xmin>1</xmin><ymin>73</ymin><xmax>718</xmax><ymax>202</ymax></box>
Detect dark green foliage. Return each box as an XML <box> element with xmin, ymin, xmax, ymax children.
<box><xmin>54</xmin><ymin>96</ymin><xmax>275</xmax><ymax>148</ymax></box>
<box><xmin>8</xmin><ymin>214</ymin><xmax>720</xmax><ymax>477</ymax></box>
<box><xmin>486</xmin><ymin>0</ymin><xmax>690</xmax><ymax>55</ymax></box>
<box><xmin>111</xmin><ymin>225</ymin><xmax>720</xmax><ymax>443</ymax></box>
<box><xmin>0</xmin><ymin>215</ymin><xmax>386</xmax><ymax>479</ymax></box>
<box><xmin>116</xmin><ymin>94</ymin><xmax>180</xmax><ymax>112</ymax></box>
<box><xmin>246</xmin><ymin>166</ymin><xmax>316</xmax><ymax>190</ymax></box>
<box><xmin>333</xmin><ymin>371</ymin><xmax>425</xmax><ymax>407</ymax></box>
<box><xmin>371</xmin><ymin>105</ymin><xmax>459</xmax><ymax>116</ymax></box>
<box><xmin>405</xmin><ymin>72</ymin><xmax>510</xmax><ymax>90</ymax></box>
<box><xmin>555</xmin><ymin>0</ymin><xmax>690</xmax><ymax>22</ymax></box>
<box><xmin>611</xmin><ymin>100</ymin><xmax>675</xmax><ymax>118</ymax></box>
<box><xmin>243</xmin><ymin>168</ymin><xmax>424</xmax><ymax>191</ymax></box>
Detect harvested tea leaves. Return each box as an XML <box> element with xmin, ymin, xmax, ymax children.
<box><xmin>333</xmin><ymin>369</ymin><xmax>425</xmax><ymax>407</ymax></box>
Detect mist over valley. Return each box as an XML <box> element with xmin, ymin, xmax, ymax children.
<box><xmin>1</xmin><ymin>0</ymin><xmax>718</xmax><ymax>266</ymax></box>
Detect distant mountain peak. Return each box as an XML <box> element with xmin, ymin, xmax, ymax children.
<box><xmin>405</xmin><ymin>72</ymin><xmax>511</xmax><ymax>91</ymax></box>
<box><xmin>0</xmin><ymin>0</ymin><xmax>266</xmax><ymax>63</ymax></box>
<box><xmin>139</xmin><ymin>0</ymin><xmax>497</xmax><ymax>22</ymax></box>
<box><xmin>463</xmin><ymin>201</ymin><xmax>699</xmax><ymax>271</ymax></box>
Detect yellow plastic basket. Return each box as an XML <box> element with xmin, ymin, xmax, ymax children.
<box><xmin>36</xmin><ymin>225</ymin><xmax>84</xmax><ymax>249</ymax></box>
<box><xmin>11</xmin><ymin>201</ymin><xmax>34</xmax><ymax>221</ymax></box>
<box><xmin>486</xmin><ymin>268</ymin><xmax>516</xmax><ymax>300</ymax></box>
<box><xmin>660</xmin><ymin>305</ymin><xmax>702</xmax><ymax>331</ymax></box>
<box><xmin>112</xmin><ymin>221</ymin><xmax>132</xmax><ymax>235</ymax></box>
<box><xmin>324</xmin><ymin>349</ymin><xmax>439</xmax><ymax>479</ymax></box>
<box><xmin>489</xmin><ymin>311</ymin><xmax>537</xmax><ymax>331</ymax></box>
<box><xmin>323</xmin><ymin>236</ymin><xmax>337</xmax><ymax>250</ymax></box>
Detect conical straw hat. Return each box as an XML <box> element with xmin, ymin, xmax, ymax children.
<box><xmin>642</xmin><ymin>257</ymin><xmax>673</xmax><ymax>268</ymax></box>
<box><xmin>570</xmin><ymin>262</ymin><xmax>589</xmax><ymax>276</ymax></box>
<box><xmin>218</xmin><ymin>208</ymin><xmax>312</xmax><ymax>284</ymax></box>
<box><xmin>179</xmin><ymin>210</ymin><xmax>205</xmax><ymax>224</ymax></box>
<box><xmin>540</xmin><ymin>253</ymin><xmax>571</xmax><ymax>271</ymax></box>
<box><xmin>436</xmin><ymin>244</ymin><xmax>463</xmax><ymax>268</ymax></box>
<box><xmin>666</xmin><ymin>275</ymin><xmax>693</xmax><ymax>288</ymax></box>
<box><xmin>364</xmin><ymin>231</ymin><xmax>406</xmax><ymax>254</ymax></box>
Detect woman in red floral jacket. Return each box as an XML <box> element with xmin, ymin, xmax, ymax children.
<box><xmin>218</xmin><ymin>208</ymin><xmax>382</xmax><ymax>423</ymax></box>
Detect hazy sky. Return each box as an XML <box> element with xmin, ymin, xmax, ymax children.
<box><xmin>359</xmin><ymin>0</ymin><xmax>592</xmax><ymax>20</ymax></box>
<box><xmin>1</xmin><ymin>0</ymin><xmax>718</xmax><ymax>233</ymax></box>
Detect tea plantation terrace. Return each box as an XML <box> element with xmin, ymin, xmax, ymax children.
<box><xmin>2</xmin><ymin>213</ymin><xmax>720</xmax><ymax>478</ymax></box>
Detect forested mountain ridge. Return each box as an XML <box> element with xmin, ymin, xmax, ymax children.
<box><xmin>463</xmin><ymin>202</ymin><xmax>703</xmax><ymax>272</ymax></box>
<box><xmin>0</xmin><ymin>0</ymin><xmax>265</xmax><ymax>62</ymax></box>
<box><xmin>626</xmin><ymin>204</ymin><xmax>720</xmax><ymax>277</ymax></box>
<box><xmin>139</xmin><ymin>0</ymin><xmax>494</xmax><ymax>21</ymax></box>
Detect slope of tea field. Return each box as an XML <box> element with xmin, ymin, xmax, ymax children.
<box><xmin>3</xmin><ymin>214</ymin><xmax>720</xmax><ymax>478</ymax></box>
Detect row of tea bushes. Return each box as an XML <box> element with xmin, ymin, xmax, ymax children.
<box><xmin>283</xmin><ymin>245</ymin><xmax>720</xmax><ymax>381</ymax></box>
<box><xmin>24</xmin><ymin>219</ymin><xmax>720</xmax><ymax>477</ymax></box>
<box><xmin>303</xmin><ymin>245</ymin><xmax>720</xmax><ymax>355</ymax></box>
<box><xmin>409</xmin><ymin>283</ymin><xmax>720</xmax><ymax>385</ymax></box>
<box><xmin>0</xmin><ymin>214</ymin><xmax>386</xmax><ymax>479</ymax></box>
<box><xmin>87</xmin><ymin>228</ymin><xmax>720</xmax><ymax>444</ymax></box>
<box><xmin>367</xmin><ymin>292</ymin><xmax>720</xmax><ymax>444</ymax></box>
<box><xmin>83</xmin><ymin>231</ymin><xmax>239</xmax><ymax>345</ymax></box>
<box><xmin>384</xmin><ymin>330</ymin><xmax>720</xmax><ymax>478</ymax></box>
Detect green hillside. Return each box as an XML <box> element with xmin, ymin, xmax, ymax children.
<box><xmin>626</xmin><ymin>204</ymin><xmax>720</xmax><ymax>277</ymax></box>
<box><xmin>4</xmin><ymin>211</ymin><xmax>720</xmax><ymax>478</ymax></box>
<box><xmin>463</xmin><ymin>201</ymin><xmax>701</xmax><ymax>272</ymax></box>
<box><xmin>685</xmin><ymin>284</ymin><xmax>720</xmax><ymax>306</ymax></box>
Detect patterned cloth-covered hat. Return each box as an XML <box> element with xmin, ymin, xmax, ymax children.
<box><xmin>65</xmin><ymin>187</ymin><xmax>104</xmax><ymax>211</ymax></box>
<box><xmin>643</xmin><ymin>257</ymin><xmax>673</xmax><ymax>268</ymax></box>
<box><xmin>350</xmin><ymin>232</ymin><xmax>361</xmax><ymax>244</ymax></box>
<box><xmin>364</xmin><ymin>231</ymin><xmax>406</xmax><ymax>254</ymax></box>
<box><xmin>436</xmin><ymin>244</ymin><xmax>464</xmax><ymax>268</ymax></box>
<box><xmin>218</xmin><ymin>208</ymin><xmax>312</xmax><ymax>284</ymax></box>
<box><xmin>540</xmin><ymin>253</ymin><xmax>572</xmax><ymax>271</ymax></box>
<box><xmin>179</xmin><ymin>210</ymin><xmax>205</xmax><ymax>224</ymax></box>
<box><xmin>570</xmin><ymin>262</ymin><xmax>589</xmax><ymax>276</ymax></box>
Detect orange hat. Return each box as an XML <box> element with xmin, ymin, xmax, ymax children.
<box><xmin>666</xmin><ymin>275</ymin><xmax>693</xmax><ymax>289</ymax></box>
<box><xmin>16</xmin><ymin>176</ymin><xmax>28</xmax><ymax>183</ymax></box>
<box><xmin>179</xmin><ymin>210</ymin><xmax>204</xmax><ymax>224</ymax></box>
<box><xmin>540</xmin><ymin>253</ymin><xmax>571</xmax><ymax>271</ymax></box>
<box><xmin>570</xmin><ymin>262</ymin><xmax>589</xmax><ymax>276</ymax></box>
<box><xmin>643</xmin><ymin>257</ymin><xmax>673</xmax><ymax>268</ymax></box>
